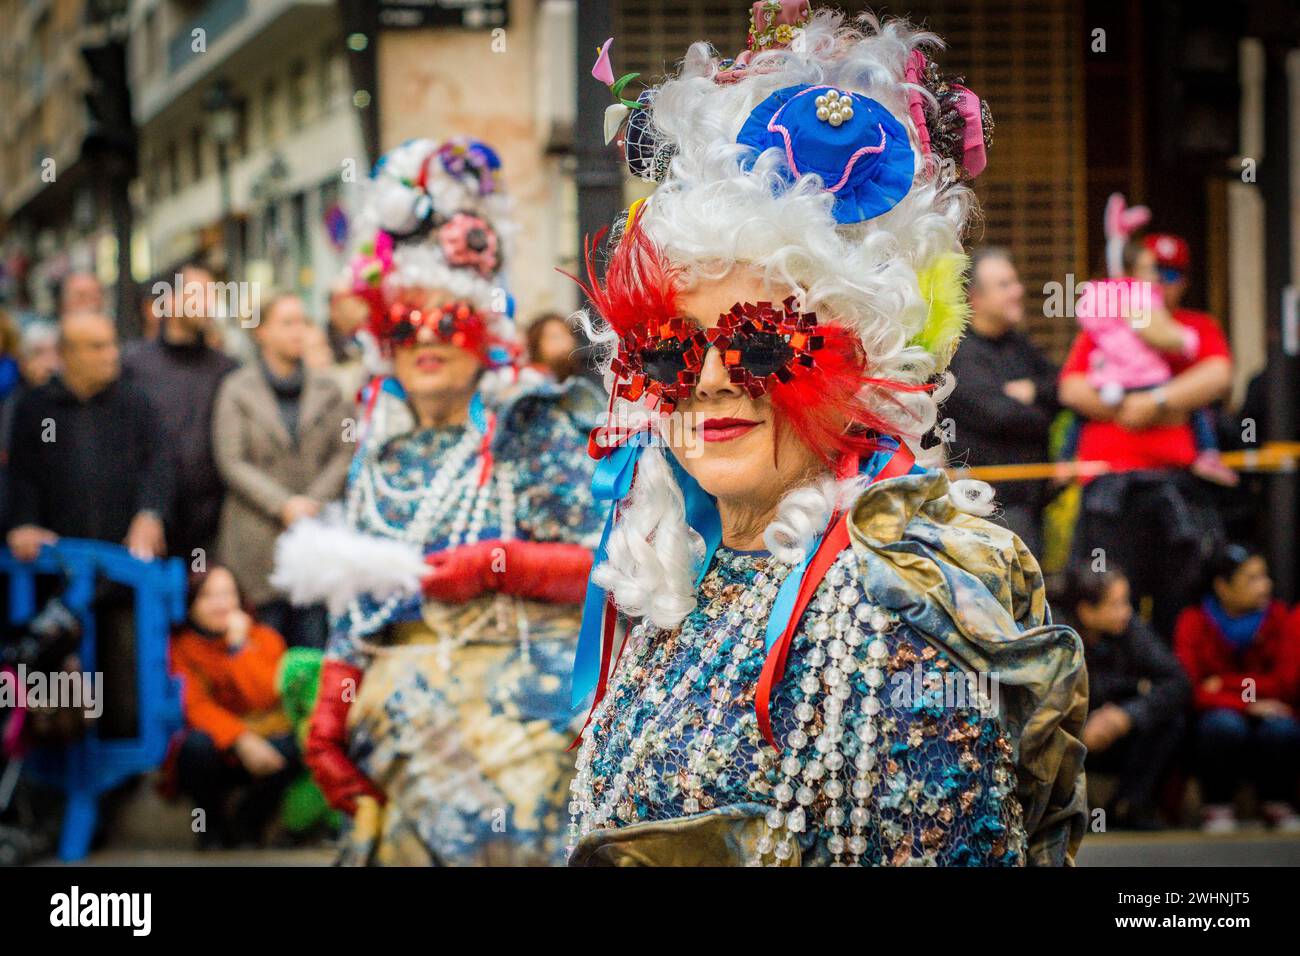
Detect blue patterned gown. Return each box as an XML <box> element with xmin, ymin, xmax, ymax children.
<box><xmin>327</xmin><ymin>375</ymin><xmax>606</xmax><ymax>866</ymax></box>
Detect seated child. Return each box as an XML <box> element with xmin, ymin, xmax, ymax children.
<box><xmin>1062</xmin><ymin>565</ymin><xmax>1190</xmax><ymax>829</ymax></box>
<box><xmin>1174</xmin><ymin>545</ymin><xmax>1300</xmax><ymax>833</ymax></box>
<box><xmin>170</xmin><ymin>566</ymin><xmax>301</xmax><ymax>848</ymax></box>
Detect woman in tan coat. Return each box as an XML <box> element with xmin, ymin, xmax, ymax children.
<box><xmin>213</xmin><ymin>292</ymin><xmax>353</xmax><ymax>647</ymax></box>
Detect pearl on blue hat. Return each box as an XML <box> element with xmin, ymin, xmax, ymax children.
<box><xmin>814</xmin><ymin>89</ymin><xmax>854</xmax><ymax>127</ymax></box>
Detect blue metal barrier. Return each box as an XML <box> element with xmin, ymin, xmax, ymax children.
<box><xmin>0</xmin><ymin>540</ymin><xmax>185</xmax><ymax>861</ymax></box>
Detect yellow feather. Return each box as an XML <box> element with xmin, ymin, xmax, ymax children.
<box><xmin>911</xmin><ymin>251</ymin><xmax>971</xmax><ymax>369</ymax></box>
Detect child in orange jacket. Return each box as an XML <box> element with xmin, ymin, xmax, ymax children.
<box><xmin>170</xmin><ymin>566</ymin><xmax>300</xmax><ymax>847</ymax></box>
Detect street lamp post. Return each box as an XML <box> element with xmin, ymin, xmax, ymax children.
<box><xmin>574</xmin><ymin>0</ymin><xmax>623</xmax><ymax>315</ymax></box>
<box><xmin>250</xmin><ymin>153</ymin><xmax>291</xmax><ymax>286</ymax></box>
<box><xmin>203</xmin><ymin>80</ymin><xmax>241</xmax><ymax>277</ymax></box>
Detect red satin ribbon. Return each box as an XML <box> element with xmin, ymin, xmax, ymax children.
<box><xmin>587</xmin><ymin>424</ymin><xmax>654</xmax><ymax>461</ymax></box>
<box><xmin>478</xmin><ymin>410</ymin><xmax>497</xmax><ymax>486</ymax></box>
<box><xmin>753</xmin><ymin>444</ymin><xmax>915</xmax><ymax>749</ymax></box>
<box><xmin>568</xmin><ymin>601</ymin><xmax>621</xmax><ymax>752</ymax></box>
<box><xmin>357</xmin><ymin>375</ymin><xmax>386</xmax><ymax>448</ymax></box>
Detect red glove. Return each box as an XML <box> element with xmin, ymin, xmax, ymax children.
<box><xmin>422</xmin><ymin>540</ymin><xmax>593</xmax><ymax>605</ymax></box>
<box><xmin>304</xmin><ymin>659</ymin><xmax>385</xmax><ymax>815</ymax></box>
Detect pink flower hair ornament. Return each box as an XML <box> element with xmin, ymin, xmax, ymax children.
<box><xmin>351</xmin><ymin>230</ymin><xmax>394</xmax><ymax>293</ymax></box>
<box><xmin>591</xmin><ymin>37</ymin><xmax>677</xmax><ymax>182</ymax></box>
<box><xmin>438</xmin><ymin>213</ymin><xmax>501</xmax><ymax>278</ymax></box>
<box><xmin>904</xmin><ymin>50</ymin><xmax>992</xmax><ymax>183</ymax></box>
<box><xmin>593</xmin><ymin>37</ymin><xmax>646</xmax><ymax>145</ymax></box>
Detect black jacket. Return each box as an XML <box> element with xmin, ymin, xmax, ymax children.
<box><xmin>3</xmin><ymin>377</ymin><xmax>173</xmax><ymax>544</ymax></box>
<box><xmin>122</xmin><ymin>337</ymin><xmax>237</xmax><ymax>558</ymax></box>
<box><xmin>944</xmin><ymin>327</ymin><xmax>1060</xmax><ymax>506</ymax></box>
<box><xmin>1083</xmin><ymin>618</ymin><xmax>1191</xmax><ymax>733</ymax></box>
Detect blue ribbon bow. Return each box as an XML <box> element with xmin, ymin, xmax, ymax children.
<box><xmin>571</xmin><ymin>435</ymin><xmax>724</xmax><ymax>710</ymax></box>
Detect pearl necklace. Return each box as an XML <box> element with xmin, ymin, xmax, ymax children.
<box><xmin>568</xmin><ymin>549</ymin><xmax>902</xmax><ymax>867</ymax></box>
<box><xmin>756</xmin><ymin>557</ymin><xmax>896</xmax><ymax>866</ymax></box>
<box><xmin>349</xmin><ymin>427</ymin><xmax>481</xmax><ymax>544</ymax></box>
<box><xmin>342</xmin><ymin>411</ymin><xmax>521</xmax><ymax>639</ymax></box>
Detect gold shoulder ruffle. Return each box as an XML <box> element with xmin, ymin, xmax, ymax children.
<box><xmin>846</xmin><ymin>470</ymin><xmax>1089</xmax><ymax>865</ymax></box>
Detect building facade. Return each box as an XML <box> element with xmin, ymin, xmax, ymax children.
<box><xmin>126</xmin><ymin>0</ymin><xmax>364</xmax><ymax>325</ymax></box>
<box><xmin>0</xmin><ymin>0</ymin><xmax>124</xmax><ymax>320</ymax></box>
<box><xmin>364</xmin><ymin>0</ymin><xmax>580</xmax><ymax>324</ymax></box>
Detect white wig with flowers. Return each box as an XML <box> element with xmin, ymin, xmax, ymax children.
<box><xmin>348</xmin><ymin>137</ymin><xmax>519</xmax><ymax>366</ymax></box>
<box><xmin>644</xmin><ymin>20</ymin><xmax>969</xmax><ymax>436</ymax></box>
<box><xmin>579</xmin><ymin>6</ymin><xmax>996</xmax><ymax>630</ymax></box>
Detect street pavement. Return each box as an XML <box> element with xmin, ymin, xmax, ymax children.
<box><xmin>34</xmin><ymin>831</ymin><xmax>1300</xmax><ymax>866</ymax></box>
<box><xmin>1076</xmin><ymin>830</ymin><xmax>1300</xmax><ymax>866</ymax></box>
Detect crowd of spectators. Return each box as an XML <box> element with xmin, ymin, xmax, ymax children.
<box><xmin>947</xmin><ymin>235</ymin><xmax>1300</xmax><ymax>833</ymax></box>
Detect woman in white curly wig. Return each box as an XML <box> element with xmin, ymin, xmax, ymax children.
<box><xmin>565</xmin><ymin>2</ymin><xmax>1087</xmax><ymax>867</ymax></box>
<box><xmin>274</xmin><ymin>137</ymin><xmax>606</xmax><ymax>865</ymax></box>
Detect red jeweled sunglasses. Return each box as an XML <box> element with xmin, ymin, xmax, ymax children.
<box><xmin>382</xmin><ymin>300</ymin><xmax>488</xmax><ymax>353</ymax></box>
<box><xmin>611</xmin><ymin>297</ymin><xmax>823</xmax><ymax>411</ymax></box>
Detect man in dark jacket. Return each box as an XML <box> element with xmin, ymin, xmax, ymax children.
<box><xmin>944</xmin><ymin>247</ymin><xmax>1059</xmax><ymax>553</ymax></box>
<box><xmin>6</xmin><ymin>312</ymin><xmax>173</xmax><ymax>738</ymax></box>
<box><xmin>123</xmin><ymin>262</ymin><xmax>237</xmax><ymax>564</ymax></box>
<box><xmin>5</xmin><ymin>312</ymin><xmax>171</xmax><ymax>557</ymax></box>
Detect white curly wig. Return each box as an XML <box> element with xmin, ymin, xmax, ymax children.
<box><xmin>582</xmin><ymin>9</ymin><xmax>994</xmax><ymax>630</ymax></box>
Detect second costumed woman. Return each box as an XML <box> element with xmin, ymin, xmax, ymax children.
<box><xmin>565</xmin><ymin>2</ymin><xmax>1088</xmax><ymax>866</ymax></box>
<box><xmin>274</xmin><ymin>138</ymin><xmax>606</xmax><ymax>865</ymax></box>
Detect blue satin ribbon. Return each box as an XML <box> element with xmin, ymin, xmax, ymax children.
<box><xmin>765</xmin><ymin>535</ymin><xmax>821</xmax><ymax>652</ymax></box>
<box><xmin>468</xmin><ymin>390</ymin><xmax>489</xmax><ymax>433</ymax></box>
<box><xmin>571</xmin><ymin>438</ymin><xmax>647</xmax><ymax>709</ymax></box>
<box><xmin>570</xmin><ymin>436</ymin><xmax>724</xmax><ymax>710</ymax></box>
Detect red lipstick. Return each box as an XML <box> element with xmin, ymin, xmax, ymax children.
<box><xmin>700</xmin><ymin>417</ymin><xmax>760</xmax><ymax>443</ymax></box>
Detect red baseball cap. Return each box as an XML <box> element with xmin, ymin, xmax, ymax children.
<box><xmin>1143</xmin><ymin>233</ymin><xmax>1190</xmax><ymax>272</ymax></box>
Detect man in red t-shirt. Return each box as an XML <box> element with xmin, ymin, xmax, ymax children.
<box><xmin>1059</xmin><ymin>233</ymin><xmax>1233</xmax><ymax>639</ymax></box>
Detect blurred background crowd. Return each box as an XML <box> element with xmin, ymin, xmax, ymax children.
<box><xmin>1</xmin><ymin>0</ymin><xmax>1300</xmax><ymax>863</ymax></box>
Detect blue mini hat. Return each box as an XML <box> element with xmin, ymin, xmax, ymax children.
<box><xmin>737</xmin><ymin>84</ymin><xmax>915</xmax><ymax>224</ymax></box>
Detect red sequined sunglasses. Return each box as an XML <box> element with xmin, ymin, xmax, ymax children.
<box><xmin>611</xmin><ymin>297</ymin><xmax>823</xmax><ymax>411</ymax></box>
<box><xmin>383</xmin><ymin>300</ymin><xmax>488</xmax><ymax>352</ymax></box>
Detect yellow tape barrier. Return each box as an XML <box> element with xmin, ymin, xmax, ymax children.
<box><xmin>948</xmin><ymin>442</ymin><xmax>1300</xmax><ymax>484</ymax></box>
